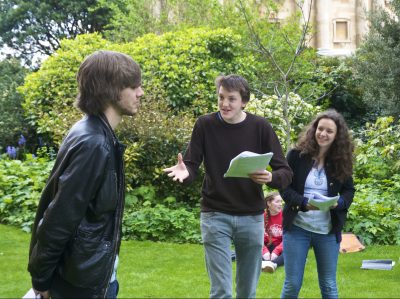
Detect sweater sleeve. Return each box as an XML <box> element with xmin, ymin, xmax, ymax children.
<box><xmin>183</xmin><ymin>118</ymin><xmax>204</xmax><ymax>184</ymax></box>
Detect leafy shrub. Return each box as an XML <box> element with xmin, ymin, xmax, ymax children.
<box><xmin>345</xmin><ymin>177</ymin><xmax>400</xmax><ymax>245</ymax></box>
<box><xmin>0</xmin><ymin>57</ymin><xmax>33</xmax><ymax>150</ymax></box>
<box><xmin>344</xmin><ymin>117</ymin><xmax>400</xmax><ymax>245</ymax></box>
<box><xmin>0</xmin><ymin>154</ymin><xmax>54</xmax><ymax>232</ymax></box>
<box><xmin>245</xmin><ymin>92</ymin><xmax>321</xmax><ymax>152</ymax></box>
<box><xmin>119</xmin><ymin>27</ymin><xmax>258</xmax><ymax>115</ymax></box>
<box><xmin>118</xmin><ymin>100</ymin><xmax>202</xmax><ymax>205</ymax></box>
<box><xmin>122</xmin><ymin>187</ymin><xmax>201</xmax><ymax>243</ymax></box>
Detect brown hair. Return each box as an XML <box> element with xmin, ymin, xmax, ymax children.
<box><xmin>264</xmin><ymin>192</ymin><xmax>280</xmax><ymax>245</ymax></box>
<box><xmin>75</xmin><ymin>50</ymin><xmax>141</xmax><ymax>115</ymax></box>
<box><xmin>265</xmin><ymin>191</ymin><xmax>280</xmax><ymax>217</ymax></box>
<box><xmin>215</xmin><ymin>74</ymin><xmax>250</xmax><ymax>103</ymax></box>
<box><xmin>295</xmin><ymin>109</ymin><xmax>354</xmax><ymax>182</ymax></box>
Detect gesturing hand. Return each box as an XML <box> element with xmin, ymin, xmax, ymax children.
<box><xmin>163</xmin><ymin>153</ymin><xmax>189</xmax><ymax>183</ymax></box>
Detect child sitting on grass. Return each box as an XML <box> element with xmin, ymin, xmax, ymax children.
<box><xmin>262</xmin><ymin>192</ymin><xmax>284</xmax><ymax>273</ymax></box>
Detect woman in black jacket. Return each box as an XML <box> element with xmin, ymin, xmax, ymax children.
<box><xmin>280</xmin><ymin>110</ymin><xmax>355</xmax><ymax>299</ymax></box>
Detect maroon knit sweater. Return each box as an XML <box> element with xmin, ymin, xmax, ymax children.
<box><xmin>183</xmin><ymin>112</ymin><xmax>292</xmax><ymax>215</ymax></box>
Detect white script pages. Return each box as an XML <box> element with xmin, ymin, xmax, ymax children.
<box><xmin>224</xmin><ymin>151</ymin><xmax>273</xmax><ymax>178</ymax></box>
<box><xmin>308</xmin><ymin>193</ymin><xmax>339</xmax><ymax>211</ymax></box>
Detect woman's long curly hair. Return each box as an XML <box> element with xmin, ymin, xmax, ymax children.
<box><xmin>296</xmin><ymin>109</ymin><xmax>355</xmax><ymax>182</ymax></box>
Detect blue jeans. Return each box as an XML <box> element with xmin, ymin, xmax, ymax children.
<box><xmin>281</xmin><ymin>225</ymin><xmax>340</xmax><ymax>299</ymax></box>
<box><xmin>201</xmin><ymin>212</ymin><xmax>264</xmax><ymax>299</ymax></box>
<box><xmin>106</xmin><ymin>279</ymin><xmax>119</xmax><ymax>298</ymax></box>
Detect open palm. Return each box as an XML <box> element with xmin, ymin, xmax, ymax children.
<box><xmin>163</xmin><ymin>153</ymin><xmax>189</xmax><ymax>183</ymax></box>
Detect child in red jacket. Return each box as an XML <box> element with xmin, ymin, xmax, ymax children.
<box><xmin>262</xmin><ymin>192</ymin><xmax>284</xmax><ymax>273</ymax></box>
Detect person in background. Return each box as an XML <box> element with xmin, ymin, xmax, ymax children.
<box><xmin>28</xmin><ymin>51</ymin><xmax>144</xmax><ymax>298</ymax></box>
<box><xmin>261</xmin><ymin>192</ymin><xmax>284</xmax><ymax>274</ymax></box>
<box><xmin>280</xmin><ymin>109</ymin><xmax>355</xmax><ymax>299</ymax></box>
<box><xmin>164</xmin><ymin>74</ymin><xmax>292</xmax><ymax>298</ymax></box>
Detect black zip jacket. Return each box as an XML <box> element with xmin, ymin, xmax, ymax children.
<box><xmin>28</xmin><ymin>114</ymin><xmax>125</xmax><ymax>298</ymax></box>
<box><xmin>280</xmin><ymin>149</ymin><xmax>355</xmax><ymax>243</ymax></box>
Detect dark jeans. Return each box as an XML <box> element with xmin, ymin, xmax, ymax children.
<box><xmin>266</xmin><ymin>244</ymin><xmax>284</xmax><ymax>267</ymax></box>
<box><xmin>106</xmin><ymin>280</ymin><xmax>119</xmax><ymax>299</ymax></box>
<box><xmin>50</xmin><ymin>273</ymin><xmax>119</xmax><ymax>298</ymax></box>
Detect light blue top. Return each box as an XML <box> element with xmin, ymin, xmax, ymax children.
<box><xmin>293</xmin><ymin>167</ymin><xmax>332</xmax><ymax>234</ymax></box>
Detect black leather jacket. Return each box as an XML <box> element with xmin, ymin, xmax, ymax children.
<box><xmin>281</xmin><ymin>149</ymin><xmax>355</xmax><ymax>243</ymax></box>
<box><xmin>28</xmin><ymin>114</ymin><xmax>125</xmax><ymax>298</ymax></box>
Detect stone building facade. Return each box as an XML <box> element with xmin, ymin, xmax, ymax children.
<box><xmin>275</xmin><ymin>0</ymin><xmax>393</xmax><ymax>56</ymax></box>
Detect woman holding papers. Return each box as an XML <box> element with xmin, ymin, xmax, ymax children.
<box><xmin>164</xmin><ymin>75</ymin><xmax>292</xmax><ymax>298</ymax></box>
<box><xmin>280</xmin><ymin>109</ymin><xmax>355</xmax><ymax>299</ymax></box>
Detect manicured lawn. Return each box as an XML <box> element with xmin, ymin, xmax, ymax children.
<box><xmin>1</xmin><ymin>224</ymin><xmax>399</xmax><ymax>298</ymax></box>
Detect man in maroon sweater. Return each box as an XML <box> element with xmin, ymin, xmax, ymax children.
<box><xmin>164</xmin><ymin>74</ymin><xmax>292</xmax><ymax>298</ymax></box>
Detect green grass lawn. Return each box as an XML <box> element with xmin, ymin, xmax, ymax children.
<box><xmin>1</xmin><ymin>224</ymin><xmax>399</xmax><ymax>298</ymax></box>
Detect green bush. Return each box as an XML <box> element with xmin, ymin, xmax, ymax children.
<box><xmin>122</xmin><ymin>187</ymin><xmax>201</xmax><ymax>243</ymax></box>
<box><xmin>118</xmin><ymin>100</ymin><xmax>202</xmax><ymax>205</ymax></box>
<box><xmin>345</xmin><ymin>117</ymin><xmax>400</xmax><ymax>245</ymax></box>
<box><xmin>0</xmin><ymin>57</ymin><xmax>32</xmax><ymax>150</ymax></box>
<box><xmin>121</xmin><ymin>27</ymin><xmax>258</xmax><ymax>115</ymax></box>
<box><xmin>0</xmin><ymin>154</ymin><xmax>54</xmax><ymax>232</ymax></box>
<box><xmin>245</xmin><ymin>92</ymin><xmax>321</xmax><ymax>152</ymax></box>
<box><xmin>345</xmin><ymin>177</ymin><xmax>400</xmax><ymax>245</ymax></box>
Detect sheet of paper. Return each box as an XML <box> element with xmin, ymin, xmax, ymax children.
<box><xmin>224</xmin><ymin>151</ymin><xmax>273</xmax><ymax>178</ymax></box>
<box><xmin>22</xmin><ymin>288</ymin><xmax>40</xmax><ymax>299</ymax></box>
<box><xmin>308</xmin><ymin>193</ymin><xmax>339</xmax><ymax>212</ymax></box>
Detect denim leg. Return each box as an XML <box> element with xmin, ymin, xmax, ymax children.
<box><xmin>201</xmin><ymin>212</ymin><xmax>233</xmax><ymax>299</ymax></box>
<box><xmin>312</xmin><ymin>233</ymin><xmax>340</xmax><ymax>299</ymax></box>
<box><xmin>233</xmin><ymin>214</ymin><xmax>264</xmax><ymax>299</ymax></box>
<box><xmin>281</xmin><ymin>225</ymin><xmax>311</xmax><ymax>299</ymax></box>
<box><xmin>105</xmin><ymin>279</ymin><xmax>119</xmax><ymax>299</ymax></box>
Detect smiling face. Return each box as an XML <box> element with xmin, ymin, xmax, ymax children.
<box><xmin>217</xmin><ymin>86</ymin><xmax>246</xmax><ymax>124</ymax></box>
<box><xmin>315</xmin><ymin>118</ymin><xmax>337</xmax><ymax>151</ymax></box>
<box><xmin>267</xmin><ymin>195</ymin><xmax>283</xmax><ymax>215</ymax></box>
<box><xmin>115</xmin><ymin>86</ymin><xmax>144</xmax><ymax>116</ymax></box>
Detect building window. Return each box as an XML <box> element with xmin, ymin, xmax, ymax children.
<box><xmin>333</xmin><ymin>19</ymin><xmax>350</xmax><ymax>42</ymax></box>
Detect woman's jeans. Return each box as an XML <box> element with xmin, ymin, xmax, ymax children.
<box><xmin>281</xmin><ymin>225</ymin><xmax>340</xmax><ymax>299</ymax></box>
<box><xmin>201</xmin><ymin>212</ymin><xmax>264</xmax><ymax>299</ymax></box>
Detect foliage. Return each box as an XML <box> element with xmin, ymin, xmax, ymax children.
<box><xmin>100</xmin><ymin>0</ymin><xmax>275</xmax><ymax>43</ymax></box>
<box><xmin>0</xmin><ymin>0</ymin><xmax>114</xmax><ymax>64</ymax></box>
<box><xmin>246</xmin><ymin>92</ymin><xmax>321</xmax><ymax>152</ymax></box>
<box><xmin>118</xmin><ymin>100</ymin><xmax>202</xmax><ymax>204</ymax></box>
<box><xmin>236</xmin><ymin>0</ymin><xmax>329</xmax><ymax>151</ymax></box>
<box><xmin>123</xmin><ymin>188</ymin><xmax>201</xmax><ymax>243</ymax></box>
<box><xmin>345</xmin><ymin>117</ymin><xmax>400</xmax><ymax>245</ymax></box>
<box><xmin>0</xmin><ymin>57</ymin><xmax>32</xmax><ymax>150</ymax></box>
<box><xmin>352</xmin><ymin>0</ymin><xmax>400</xmax><ymax>117</ymax></box>
<box><xmin>345</xmin><ymin>177</ymin><xmax>400</xmax><ymax>245</ymax></box>
<box><xmin>0</xmin><ymin>154</ymin><xmax>54</xmax><ymax>232</ymax></box>
<box><xmin>100</xmin><ymin>0</ymin><xmax>222</xmax><ymax>42</ymax></box>
<box><xmin>296</xmin><ymin>56</ymin><xmax>367</xmax><ymax>127</ymax></box>
<box><xmin>119</xmin><ymin>27</ymin><xmax>258</xmax><ymax>114</ymax></box>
